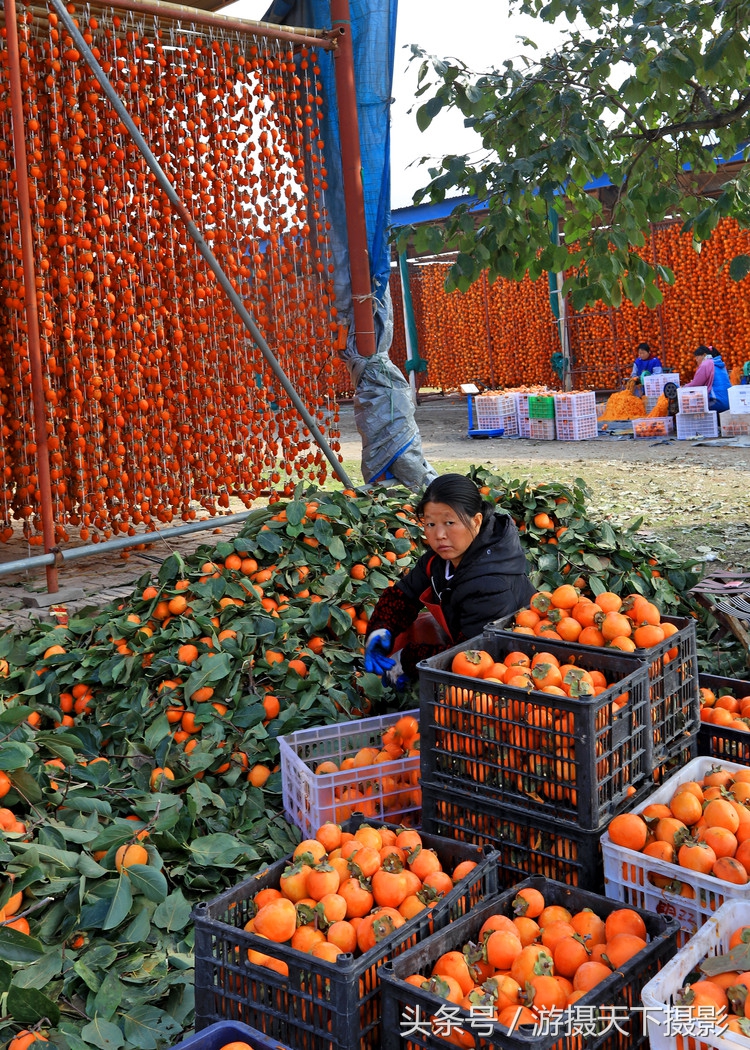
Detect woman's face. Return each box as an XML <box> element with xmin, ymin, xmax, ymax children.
<box><xmin>420</xmin><ymin>501</ymin><xmax>483</xmax><ymax>567</ymax></box>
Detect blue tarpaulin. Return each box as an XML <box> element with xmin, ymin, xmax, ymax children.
<box><xmin>259</xmin><ymin>0</ymin><xmax>435</xmax><ymax>489</ymax></box>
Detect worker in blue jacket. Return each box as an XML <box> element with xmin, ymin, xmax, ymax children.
<box><xmin>708</xmin><ymin>347</ymin><xmax>731</xmax><ymax>413</ymax></box>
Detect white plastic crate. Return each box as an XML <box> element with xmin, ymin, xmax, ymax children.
<box><xmin>677</xmin><ymin>386</ymin><xmax>710</xmax><ymax>413</ymax></box>
<box><xmin>642</xmin><ymin>899</ymin><xmax>750</xmax><ymax>1050</ymax></box>
<box><xmin>528</xmin><ymin>417</ymin><xmax>556</xmax><ymax>440</ymax></box>
<box><xmin>514</xmin><ymin>392</ymin><xmax>531</xmax><ymax>415</ymax></box>
<box><xmin>474</xmin><ymin>394</ymin><xmax>511</xmax><ymax>428</ymax></box>
<box><xmin>644</xmin><ymin>395</ymin><xmax>661</xmax><ymax>414</ymax></box>
<box><xmin>474</xmin><ymin>394</ymin><xmax>518</xmax><ymax>436</ymax></box>
<box><xmin>554</xmin><ymin>414</ymin><xmax>598</xmax><ymax>440</ymax></box>
<box><xmin>643</xmin><ymin>372</ymin><xmax>680</xmax><ymax>397</ymax></box>
<box><xmin>728</xmin><ymin>385</ymin><xmax>750</xmax><ymax>414</ymax></box>
<box><xmin>602</xmin><ymin>756</ymin><xmax>750</xmax><ymax>946</ymax></box>
<box><xmin>279</xmin><ymin>710</ymin><xmax>420</xmax><ymax>837</ymax></box>
<box><xmin>632</xmin><ymin>416</ymin><xmax>675</xmax><ymax>438</ymax></box>
<box><xmin>720</xmin><ymin>410</ymin><xmax>750</xmax><ymax>437</ymax></box>
<box><xmin>553</xmin><ymin>390</ymin><xmax>597</xmax><ymax>420</ymax></box>
<box><xmin>676</xmin><ymin>410</ymin><xmax>718</xmax><ymax>439</ymax></box>
<box><xmin>517</xmin><ymin>415</ymin><xmax>531</xmax><ymax>438</ymax></box>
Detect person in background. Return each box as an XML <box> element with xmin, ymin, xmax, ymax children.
<box><xmin>684</xmin><ymin>345</ymin><xmax>715</xmax><ymax>398</ymax></box>
<box><xmin>631</xmin><ymin>342</ymin><xmax>663</xmax><ymax>380</ymax></box>
<box><xmin>364</xmin><ymin>473</ymin><xmax>535</xmax><ymax>688</ymax></box>
<box><xmin>708</xmin><ymin>346</ymin><xmax>731</xmax><ymax>413</ymax></box>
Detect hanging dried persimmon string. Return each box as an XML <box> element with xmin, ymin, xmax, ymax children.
<box><xmin>0</xmin><ymin>1</ymin><xmax>340</xmax><ymax>543</ymax></box>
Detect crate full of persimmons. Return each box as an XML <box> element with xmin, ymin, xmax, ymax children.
<box><xmin>191</xmin><ymin>817</ymin><xmax>497</xmax><ymax>1050</ymax></box>
<box><xmin>377</xmin><ymin>874</ymin><xmax>679</xmax><ymax>1050</ymax></box>
<box><xmin>698</xmin><ymin>672</ymin><xmax>750</xmax><ymax>765</ymax></box>
<box><xmin>602</xmin><ymin>756</ymin><xmax>750</xmax><ymax>948</ymax></box>
<box><xmin>417</xmin><ymin>631</ymin><xmax>652</xmax><ymax>831</ymax></box>
<box><xmin>279</xmin><ymin>710</ymin><xmax>421</xmax><ymax>838</ymax></box>
<box><xmin>641</xmin><ymin>898</ymin><xmax>750</xmax><ymax>1050</ymax></box>
<box><xmin>487</xmin><ymin>586</ymin><xmax>700</xmax><ymax>765</ymax></box>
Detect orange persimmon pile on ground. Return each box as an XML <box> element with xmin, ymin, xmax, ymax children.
<box><xmin>608</xmin><ymin>764</ymin><xmax>750</xmax><ymax>887</ymax></box>
<box><xmin>0</xmin><ymin>8</ymin><xmax>339</xmax><ymax>543</ymax></box>
<box><xmin>243</xmin><ymin>822</ymin><xmax>479</xmax><ymax>964</ymax></box>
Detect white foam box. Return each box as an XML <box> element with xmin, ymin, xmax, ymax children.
<box><xmin>720</xmin><ymin>411</ymin><xmax>750</xmax><ymax>437</ymax></box>
<box><xmin>642</xmin><ymin>899</ymin><xmax>750</xmax><ymax>1050</ymax></box>
<box><xmin>677</xmin><ymin>385</ymin><xmax>710</xmax><ymax>414</ymax></box>
<box><xmin>643</xmin><ymin>372</ymin><xmax>681</xmax><ymax>397</ymax></box>
<box><xmin>554</xmin><ymin>414</ymin><xmax>598</xmax><ymax>440</ymax></box>
<box><xmin>602</xmin><ymin>756</ymin><xmax>750</xmax><ymax>947</ymax></box>
<box><xmin>279</xmin><ymin>710</ymin><xmax>420</xmax><ymax>838</ymax></box>
<box><xmin>553</xmin><ymin>390</ymin><xmax>597</xmax><ymax>420</ymax></box>
<box><xmin>676</xmin><ymin>410</ymin><xmax>718</xmax><ymax>439</ymax></box>
<box><xmin>728</xmin><ymin>385</ymin><xmax>750</xmax><ymax>414</ymax></box>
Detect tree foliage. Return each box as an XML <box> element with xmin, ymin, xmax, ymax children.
<box><xmin>398</xmin><ymin>0</ymin><xmax>750</xmax><ymax>309</ymax></box>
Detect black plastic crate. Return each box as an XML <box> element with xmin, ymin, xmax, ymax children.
<box><xmin>192</xmin><ymin>820</ymin><xmax>499</xmax><ymax>1050</ymax></box>
<box><xmin>486</xmin><ymin>614</ymin><xmax>700</xmax><ymax>764</ymax></box>
<box><xmin>417</xmin><ymin>633</ymin><xmax>651</xmax><ymax>830</ymax></box>
<box><xmin>698</xmin><ymin>671</ymin><xmax>750</xmax><ymax>762</ymax></box>
<box><xmin>421</xmin><ymin>781</ymin><xmax>604</xmax><ymax>892</ymax></box>
<box><xmin>170</xmin><ymin>1021</ymin><xmax>293</xmax><ymax>1050</ymax></box>
<box><xmin>378</xmin><ymin>875</ymin><xmax>680</xmax><ymax>1050</ymax></box>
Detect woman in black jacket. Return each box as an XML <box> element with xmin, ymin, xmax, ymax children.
<box><xmin>364</xmin><ymin>474</ymin><xmax>535</xmax><ymax>686</ymax></box>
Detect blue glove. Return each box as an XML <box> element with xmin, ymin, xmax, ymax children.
<box><xmin>364</xmin><ymin>628</ymin><xmax>395</xmax><ymax>675</ymax></box>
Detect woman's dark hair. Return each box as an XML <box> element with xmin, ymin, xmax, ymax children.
<box><xmin>415</xmin><ymin>474</ymin><xmax>490</xmax><ymax>526</ymax></box>
<box><xmin>637</xmin><ymin>342</ymin><xmax>650</xmax><ymax>354</ymax></box>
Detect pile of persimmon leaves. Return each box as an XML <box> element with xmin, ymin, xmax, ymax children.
<box><xmin>0</xmin><ymin>472</ymin><xmax>722</xmax><ymax>1050</ymax></box>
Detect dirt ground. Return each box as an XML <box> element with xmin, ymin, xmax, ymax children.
<box><xmin>346</xmin><ymin>394</ymin><xmax>750</xmax><ymax>572</ymax></box>
<box><xmin>1</xmin><ymin>392</ymin><xmax>749</xmax><ymax>628</ymax></box>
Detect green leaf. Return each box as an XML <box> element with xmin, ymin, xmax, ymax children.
<box><xmin>729</xmin><ymin>254</ymin><xmax>750</xmax><ymax>281</ymax></box>
<box><xmin>0</xmin><ymin>958</ymin><xmax>12</xmax><ymax>993</ymax></box>
<box><xmin>92</xmin><ymin>969</ymin><xmax>124</xmax><ymax>1022</ymax></box>
<box><xmin>121</xmin><ymin>1004</ymin><xmax>182</xmax><ymax>1049</ymax></box>
<box><xmin>153</xmin><ymin>888</ymin><xmax>192</xmax><ymax>932</ymax></box>
<box><xmin>102</xmin><ymin>873</ymin><xmax>133</xmax><ymax>930</ymax></box>
<box><xmin>0</xmin><ymin>926</ymin><xmax>45</xmax><ymax>962</ymax></box>
<box><xmin>187</xmin><ymin>833</ymin><xmax>250</xmax><ymax>866</ymax></box>
<box><xmin>81</xmin><ymin>1018</ymin><xmax>125</xmax><ymax>1050</ymax></box>
<box><xmin>6</xmin><ymin>984</ymin><xmax>61</xmax><ymax>1025</ymax></box>
<box><xmin>124</xmin><ymin>864</ymin><xmax>168</xmax><ymax>903</ymax></box>
<box><xmin>0</xmin><ymin>741</ymin><xmax>34</xmax><ymax>770</ymax></box>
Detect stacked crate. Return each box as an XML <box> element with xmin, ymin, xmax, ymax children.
<box><xmin>643</xmin><ymin>372</ymin><xmax>681</xmax><ymax>398</ymax></box>
<box><xmin>676</xmin><ymin>385</ymin><xmax>718</xmax><ymax>438</ymax></box>
<box><xmin>554</xmin><ymin>390</ymin><xmax>598</xmax><ymax>440</ymax></box>
<box><xmin>472</xmin><ymin>393</ymin><xmax>519</xmax><ymax>436</ymax></box>
<box><xmin>514</xmin><ymin>391</ymin><xmax>532</xmax><ymax>438</ymax></box>
<box><xmin>418</xmin><ymin>632</ymin><xmax>655</xmax><ymax>890</ymax></box>
<box><xmin>720</xmin><ymin>384</ymin><xmax>750</xmax><ymax>435</ymax></box>
<box><xmin>527</xmin><ymin>394</ymin><xmax>556</xmax><ymax>439</ymax></box>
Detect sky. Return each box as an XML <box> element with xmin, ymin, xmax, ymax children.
<box><xmin>221</xmin><ymin>1</ymin><xmax>567</xmax><ymax>208</ymax></box>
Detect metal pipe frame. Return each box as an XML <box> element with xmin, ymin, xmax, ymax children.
<box><xmin>0</xmin><ymin>509</ymin><xmax>258</xmax><ymax>577</ymax></box>
<box><xmin>49</xmin><ymin>0</ymin><xmax>353</xmax><ymax>497</ymax></box>
<box><xmin>74</xmin><ymin>0</ymin><xmax>337</xmax><ymax>49</ymax></box>
<box><xmin>4</xmin><ymin>0</ymin><xmax>59</xmax><ymax>592</ymax></box>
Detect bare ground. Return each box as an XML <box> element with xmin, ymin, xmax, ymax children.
<box><xmin>1</xmin><ymin>393</ymin><xmax>749</xmax><ymax>628</ymax></box>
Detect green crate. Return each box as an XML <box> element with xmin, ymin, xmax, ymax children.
<box><xmin>527</xmin><ymin>395</ymin><xmax>555</xmax><ymax>418</ymax></box>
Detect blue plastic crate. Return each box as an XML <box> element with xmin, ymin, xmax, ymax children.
<box><xmin>170</xmin><ymin>1020</ymin><xmax>292</xmax><ymax>1050</ymax></box>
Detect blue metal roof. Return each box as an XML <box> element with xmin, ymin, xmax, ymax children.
<box><xmin>391</xmin><ymin>146</ymin><xmax>748</xmax><ymax>229</ymax></box>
